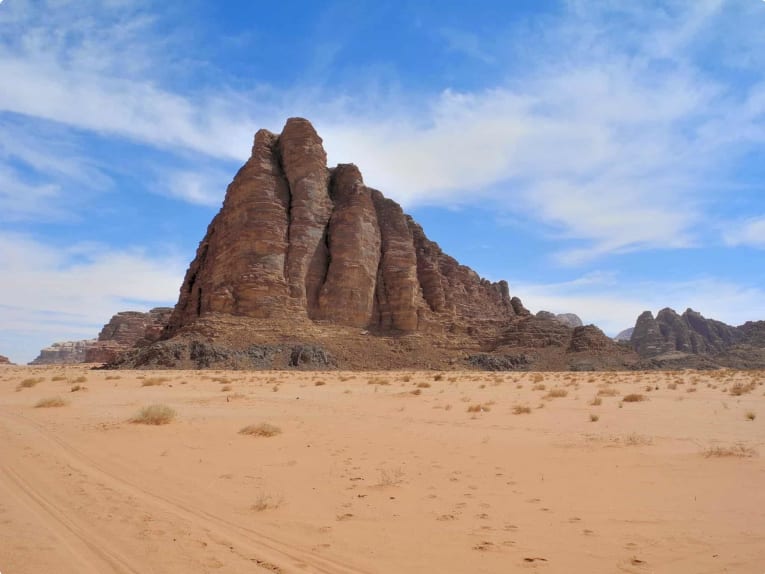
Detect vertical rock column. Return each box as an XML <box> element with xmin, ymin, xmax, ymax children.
<box><xmin>279</xmin><ymin>118</ymin><xmax>333</xmax><ymax>317</ymax></box>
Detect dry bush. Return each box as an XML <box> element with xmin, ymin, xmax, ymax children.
<box><xmin>221</xmin><ymin>384</ymin><xmax>232</xmax><ymax>392</ymax></box>
<box><xmin>70</xmin><ymin>384</ymin><xmax>86</xmax><ymax>392</ymax></box>
<box><xmin>314</xmin><ymin>380</ymin><xmax>326</xmax><ymax>386</ymax></box>
<box><xmin>531</xmin><ymin>373</ymin><xmax>545</xmax><ymax>383</ymax></box>
<box><xmin>730</xmin><ymin>382</ymin><xmax>756</xmax><ymax>396</ymax></box>
<box><xmin>72</xmin><ymin>375</ymin><xmax>87</xmax><ymax>383</ymax></box>
<box><xmin>746</xmin><ymin>411</ymin><xmax>756</xmax><ymax>421</ymax></box>
<box><xmin>433</xmin><ymin>374</ymin><xmax>444</xmax><ymax>381</ymax></box>
<box><xmin>622</xmin><ymin>433</ymin><xmax>653</xmax><ymax>446</ymax></box>
<box><xmin>512</xmin><ymin>405</ymin><xmax>532</xmax><ymax>415</ymax></box>
<box><xmin>410</xmin><ymin>388</ymin><xmax>422</xmax><ymax>396</ymax></box>
<box><xmin>141</xmin><ymin>377</ymin><xmax>168</xmax><ymax>387</ymax></box>
<box><xmin>34</xmin><ymin>396</ymin><xmax>68</xmax><ymax>408</ymax></box>
<box><xmin>597</xmin><ymin>387</ymin><xmax>619</xmax><ymax>397</ymax></box>
<box><xmin>667</xmin><ymin>382</ymin><xmax>678</xmax><ymax>390</ymax></box>
<box><xmin>703</xmin><ymin>444</ymin><xmax>757</xmax><ymax>458</ymax></box>
<box><xmin>367</xmin><ymin>377</ymin><xmax>390</xmax><ymax>386</ymax></box>
<box><xmin>51</xmin><ymin>375</ymin><xmax>67</xmax><ymax>382</ymax></box>
<box><xmin>590</xmin><ymin>396</ymin><xmax>603</xmax><ymax>406</ymax></box>
<box><xmin>544</xmin><ymin>388</ymin><xmax>568</xmax><ymax>399</ymax></box>
<box><xmin>105</xmin><ymin>375</ymin><xmax>121</xmax><ymax>380</ymax></box>
<box><xmin>589</xmin><ymin>414</ymin><xmax>600</xmax><ymax>422</ymax></box>
<box><xmin>239</xmin><ymin>423</ymin><xmax>281</xmax><ymax>437</ymax></box>
<box><xmin>130</xmin><ymin>404</ymin><xmax>176</xmax><ymax>425</ymax></box>
<box><xmin>466</xmin><ymin>403</ymin><xmax>491</xmax><ymax>413</ymax></box>
<box><xmin>377</xmin><ymin>467</ymin><xmax>405</xmax><ymax>487</ymax></box>
<box><xmin>532</xmin><ymin>383</ymin><xmax>546</xmax><ymax>391</ymax></box>
<box><xmin>417</xmin><ymin>382</ymin><xmax>431</xmax><ymax>389</ymax></box>
<box><xmin>17</xmin><ymin>377</ymin><xmax>43</xmax><ymax>390</ymax></box>
<box><xmin>622</xmin><ymin>393</ymin><xmax>646</xmax><ymax>403</ymax></box>
<box><xmin>399</xmin><ymin>374</ymin><xmax>412</xmax><ymax>383</ymax></box>
<box><xmin>252</xmin><ymin>492</ymin><xmax>283</xmax><ymax>511</ymax></box>
<box><xmin>227</xmin><ymin>392</ymin><xmax>247</xmax><ymax>400</ymax></box>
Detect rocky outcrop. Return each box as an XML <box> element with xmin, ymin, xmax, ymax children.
<box><xmin>0</xmin><ymin>355</ymin><xmax>13</xmax><ymax>365</ymax></box>
<box><xmin>109</xmin><ymin>118</ymin><xmax>635</xmax><ymax>371</ymax></box>
<box><xmin>165</xmin><ymin>118</ymin><xmax>521</xmax><ymax>338</ymax></box>
<box><xmin>30</xmin><ymin>340</ymin><xmax>95</xmax><ymax>365</ymax></box>
<box><xmin>85</xmin><ymin>307</ymin><xmax>172</xmax><ymax>362</ymax></box>
<box><xmin>627</xmin><ymin>308</ymin><xmax>765</xmax><ymax>369</ymax></box>
<box><xmin>614</xmin><ymin>328</ymin><xmax>634</xmax><ymax>342</ymax></box>
<box><xmin>30</xmin><ymin>308</ymin><xmax>172</xmax><ymax>365</ymax></box>
<box><xmin>535</xmin><ymin>311</ymin><xmax>583</xmax><ymax>328</ymax></box>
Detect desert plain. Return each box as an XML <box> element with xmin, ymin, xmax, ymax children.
<box><xmin>1</xmin><ymin>365</ymin><xmax>763</xmax><ymax>574</ymax></box>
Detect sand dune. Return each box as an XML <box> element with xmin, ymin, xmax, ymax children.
<box><xmin>1</xmin><ymin>365</ymin><xmax>763</xmax><ymax>573</ymax></box>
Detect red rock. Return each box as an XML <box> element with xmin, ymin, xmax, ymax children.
<box><xmin>0</xmin><ymin>355</ymin><xmax>13</xmax><ymax>365</ymax></box>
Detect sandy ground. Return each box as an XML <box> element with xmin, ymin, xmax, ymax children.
<box><xmin>0</xmin><ymin>365</ymin><xmax>764</xmax><ymax>573</ymax></box>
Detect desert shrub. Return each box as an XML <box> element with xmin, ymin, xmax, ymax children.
<box><xmin>703</xmin><ymin>444</ymin><xmax>756</xmax><ymax>458</ymax></box>
<box><xmin>34</xmin><ymin>396</ymin><xmax>67</xmax><ymax>408</ymax></box>
<box><xmin>544</xmin><ymin>388</ymin><xmax>568</xmax><ymax>399</ymax></box>
<box><xmin>622</xmin><ymin>394</ymin><xmax>646</xmax><ymax>403</ymax></box>
<box><xmin>131</xmin><ymin>404</ymin><xmax>176</xmax><ymax>425</ymax></box>
<box><xmin>589</xmin><ymin>414</ymin><xmax>599</xmax><ymax>422</ymax></box>
<box><xmin>590</xmin><ymin>396</ymin><xmax>603</xmax><ymax>406</ymax></box>
<box><xmin>512</xmin><ymin>405</ymin><xmax>532</xmax><ymax>415</ymax></box>
<box><xmin>17</xmin><ymin>377</ymin><xmax>43</xmax><ymax>390</ymax></box>
<box><xmin>746</xmin><ymin>411</ymin><xmax>756</xmax><ymax>421</ymax></box>
<box><xmin>239</xmin><ymin>423</ymin><xmax>281</xmax><ymax>437</ymax></box>
<box><xmin>70</xmin><ymin>384</ymin><xmax>85</xmax><ymax>392</ymax></box>
<box><xmin>141</xmin><ymin>377</ymin><xmax>168</xmax><ymax>387</ymax></box>
<box><xmin>417</xmin><ymin>382</ymin><xmax>431</xmax><ymax>388</ymax></box>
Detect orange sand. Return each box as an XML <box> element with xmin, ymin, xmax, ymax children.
<box><xmin>1</xmin><ymin>365</ymin><xmax>763</xmax><ymax>573</ymax></box>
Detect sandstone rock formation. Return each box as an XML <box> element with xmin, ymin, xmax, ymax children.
<box><xmin>30</xmin><ymin>340</ymin><xmax>95</xmax><ymax>365</ymax></box>
<box><xmin>30</xmin><ymin>308</ymin><xmax>172</xmax><ymax>365</ymax></box>
<box><xmin>535</xmin><ymin>311</ymin><xmax>583</xmax><ymax>329</ymax></box>
<box><xmin>165</xmin><ymin>118</ymin><xmax>521</xmax><ymax>337</ymax></box>
<box><xmin>614</xmin><ymin>328</ymin><xmax>634</xmax><ymax>342</ymax></box>
<box><xmin>627</xmin><ymin>308</ymin><xmax>765</xmax><ymax>369</ymax></box>
<box><xmin>111</xmin><ymin>118</ymin><xmax>636</xmax><ymax>371</ymax></box>
<box><xmin>0</xmin><ymin>355</ymin><xmax>13</xmax><ymax>365</ymax></box>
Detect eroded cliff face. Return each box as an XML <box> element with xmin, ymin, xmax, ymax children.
<box><xmin>30</xmin><ymin>308</ymin><xmax>172</xmax><ymax>365</ymax></box>
<box><xmin>166</xmin><ymin>118</ymin><xmax>521</xmax><ymax>335</ymax></box>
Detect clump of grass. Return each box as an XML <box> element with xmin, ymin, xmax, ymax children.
<box><xmin>130</xmin><ymin>404</ymin><xmax>176</xmax><ymax>425</ymax></box>
<box><xmin>17</xmin><ymin>377</ymin><xmax>43</xmax><ymax>390</ymax></box>
<box><xmin>730</xmin><ymin>382</ymin><xmax>756</xmax><ymax>396</ymax></box>
<box><xmin>314</xmin><ymin>380</ymin><xmax>326</xmax><ymax>386</ymax></box>
<box><xmin>745</xmin><ymin>411</ymin><xmax>756</xmax><ymax>421</ymax></box>
<box><xmin>589</xmin><ymin>414</ymin><xmax>599</xmax><ymax>422</ymax></box>
<box><xmin>703</xmin><ymin>444</ymin><xmax>757</xmax><ymax>458</ymax></box>
<box><xmin>512</xmin><ymin>405</ymin><xmax>532</xmax><ymax>415</ymax></box>
<box><xmin>221</xmin><ymin>384</ymin><xmax>232</xmax><ymax>392</ymax></box>
<box><xmin>252</xmin><ymin>492</ymin><xmax>283</xmax><ymax>511</ymax></box>
<box><xmin>433</xmin><ymin>373</ymin><xmax>444</xmax><ymax>381</ymax></box>
<box><xmin>34</xmin><ymin>396</ymin><xmax>68</xmax><ymax>408</ymax></box>
<box><xmin>417</xmin><ymin>382</ymin><xmax>431</xmax><ymax>389</ymax></box>
<box><xmin>377</xmin><ymin>467</ymin><xmax>405</xmax><ymax>486</ymax></box>
<box><xmin>532</xmin><ymin>383</ymin><xmax>546</xmax><ymax>391</ymax></box>
<box><xmin>622</xmin><ymin>393</ymin><xmax>646</xmax><ymax>403</ymax></box>
<box><xmin>544</xmin><ymin>388</ymin><xmax>568</xmax><ymax>399</ymax></box>
<box><xmin>590</xmin><ymin>396</ymin><xmax>603</xmax><ymax>406</ymax></box>
<box><xmin>622</xmin><ymin>433</ymin><xmax>653</xmax><ymax>446</ymax></box>
<box><xmin>239</xmin><ymin>423</ymin><xmax>281</xmax><ymax>437</ymax></box>
<box><xmin>466</xmin><ymin>403</ymin><xmax>491</xmax><ymax>413</ymax></box>
<box><xmin>410</xmin><ymin>388</ymin><xmax>422</xmax><ymax>396</ymax></box>
<box><xmin>70</xmin><ymin>384</ymin><xmax>85</xmax><ymax>392</ymax></box>
<box><xmin>51</xmin><ymin>375</ymin><xmax>67</xmax><ymax>382</ymax></box>
<box><xmin>141</xmin><ymin>376</ymin><xmax>168</xmax><ymax>387</ymax></box>
<box><xmin>597</xmin><ymin>387</ymin><xmax>619</xmax><ymax>397</ymax></box>
<box><xmin>72</xmin><ymin>375</ymin><xmax>87</xmax><ymax>384</ymax></box>
<box><xmin>367</xmin><ymin>377</ymin><xmax>389</xmax><ymax>386</ymax></box>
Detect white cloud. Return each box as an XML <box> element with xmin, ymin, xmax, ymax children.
<box><xmin>724</xmin><ymin>216</ymin><xmax>765</xmax><ymax>249</ymax></box>
<box><xmin>0</xmin><ymin>233</ymin><xmax>185</xmax><ymax>363</ymax></box>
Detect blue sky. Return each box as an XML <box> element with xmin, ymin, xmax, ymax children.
<box><xmin>1</xmin><ymin>0</ymin><xmax>765</xmax><ymax>363</ymax></box>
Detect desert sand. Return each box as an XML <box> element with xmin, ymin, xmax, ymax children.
<box><xmin>1</xmin><ymin>365</ymin><xmax>763</xmax><ymax>573</ymax></box>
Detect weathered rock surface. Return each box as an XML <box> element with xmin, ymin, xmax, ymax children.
<box><xmin>536</xmin><ymin>311</ymin><xmax>583</xmax><ymax>329</ymax></box>
<box><xmin>30</xmin><ymin>308</ymin><xmax>172</xmax><ymax>365</ymax></box>
<box><xmin>165</xmin><ymin>118</ymin><xmax>522</xmax><ymax>338</ymax></box>
<box><xmin>30</xmin><ymin>340</ymin><xmax>95</xmax><ymax>365</ymax></box>
<box><xmin>627</xmin><ymin>308</ymin><xmax>765</xmax><ymax>369</ymax></box>
<box><xmin>109</xmin><ymin>117</ymin><xmax>637</xmax><ymax>371</ymax></box>
<box><xmin>0</xmin><ymin>355</ymin><xmax>13</xmax><ymax>365</ymax></box>
<box><xmin>614</xmin><ymin>328</ymin><xmax>634</xmax><ymax>342</ymax></box>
